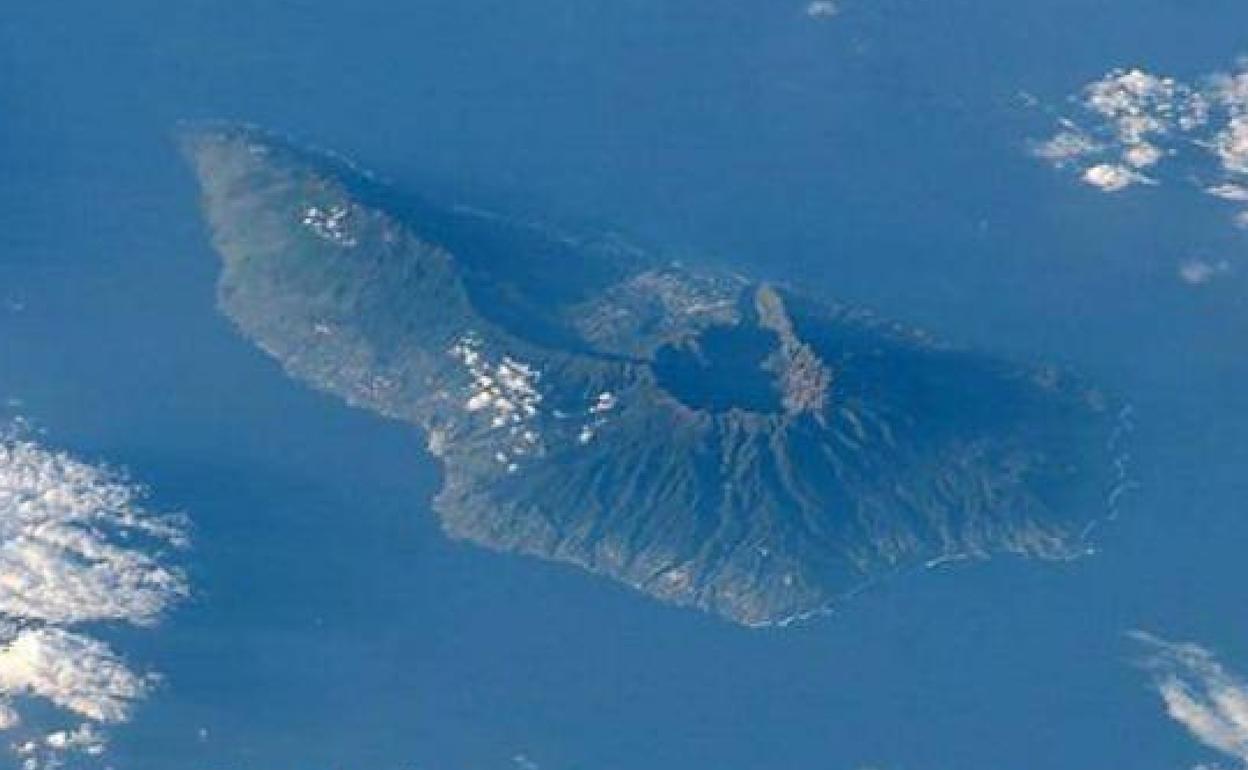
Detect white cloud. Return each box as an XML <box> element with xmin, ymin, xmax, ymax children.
<box><xmin>1082</xmin><ymin>163</ymin><xmax>1151</xmax><ymax>192</ymax></box>
<box><xmin>513</xmin><ymin>754</ymin><xmax>540</xmax><ymax>770</ymax></box>
<box><xmin>42</xmin><ymin>723</ymin><xmax>107</xmax><ymax>755</ymax></box>
<box><xmin>1124</xmin><ymin>142</ymin><xmax>1165</xmax><ymax>169</ymax></box>
<box><xmin>1214</xmin><ymin>117</ymin><xmax>1248</xmax><ymax>175</ymax></box>
<box><xmin>0</xmin><ymin>437</ymin><xmax>188</xmax><ymax>626</ymax></box>
<box><xmin>0</xmin><ymin>627</ymin><xmax>154</xmax><ymax>724</ymax></box>
<box><xmin>13</xmin><ymin>723</ymin><xmax>108</xmax><ymax>770</ymax></box>
<box><xmin>1206</xmin><ymin>183</ymin><xmax>1248</xmax><ymax>202</ymax></box>
<box><xmin>448</xmin><ymin>334</ymin><xmax>545</xmax><ymax>473</ymax></box>
<box><xmin>1033</xmin><ymin>59</ymin><xmax>1248</xmax><ymax>229</ymax></box>
<box><xmin>1211</xmin><ymin>67</ymin><xmax>1248</xmax><ymax>174</ymax></box>
<box><xmin>1178</xmin><ymin>258</ymin><xmax>1231</xmax><ymax>285</ymax></box>
<box><xmin>1132</xmin><ymin>631</ymin><xmax>1248</xmax><ymax>767</ymax></box>
<box><xmin>805</xmin><ymin>1</ymin><xmax>839</xmax><ymax>19</ymax></box>
<box><xmin>1032</xmin><ymin>129</ymin><xmax>1101</xmax><ymax>166</ymax></box>
<box><xmin>0</xmin><ymin>423</ymin><xmax>188</xmax><ymax>764</ymax></box>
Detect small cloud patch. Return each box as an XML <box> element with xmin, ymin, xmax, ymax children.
<box><xmin>1082</xmin><ymin>163</ymin><xmax>1153</xmax><ymax>192</ymax></box>
<box><xmin>1178</xmin><ymin>258</ymin><xmax>1231</xmax><ymax>285</ymax></box>
<box><xmin>805</xmin><ymin>1</ymin><xmax>839</xmax><ymax>19</ymax></box>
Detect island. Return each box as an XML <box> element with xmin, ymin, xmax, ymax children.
<box><xmin>182</xmin><ymin>123</ymin><xmax>1134</xmax><ymax>627</ymax></box>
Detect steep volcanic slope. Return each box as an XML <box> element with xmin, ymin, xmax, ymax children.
<box><xmin>182</xmin><ymin>123</ymin><xmax>1133</xmax><ymax>626</ymax></box>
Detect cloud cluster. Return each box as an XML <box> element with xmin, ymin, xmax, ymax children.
<box><xmin>1033</xmin><ymin>60</ymin><xmax>1248</xmax><ymax>226</ymax></box>
<box><xmin>0</xmin><ymin>424</ymin><xmax>188</xmax><ymax>765</ymax></box>
<box><xmin>1132</xmin><ymin>631</ymin><xmax>1248</xmax><ymax>768</ymax></box>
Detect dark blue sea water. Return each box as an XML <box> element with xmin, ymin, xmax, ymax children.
<box><xmin>2</xmin><ymin>1</ymin><xmax>1247</xmax><ymax>768</ymax></box>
